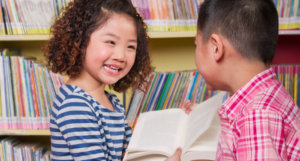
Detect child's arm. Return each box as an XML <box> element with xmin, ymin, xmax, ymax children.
<box><xmin>122</xmin><ymin>118</ymin><xmax>132</xmax><ymax>155</ymax></box>
<box><xmin>235</xmin><ymin>110</ymin><xmax>288</xmax><ymax>160</ymax></box>
<box><xmin>55</xmin><ymin>97</ymin><xmax>107</xmax><ymax>161</ymax></box>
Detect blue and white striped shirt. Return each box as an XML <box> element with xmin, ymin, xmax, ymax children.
<box><xmin>50</xmin><ymin>85</ymin><xmax>132</xmax><ymax>161</ymax></box>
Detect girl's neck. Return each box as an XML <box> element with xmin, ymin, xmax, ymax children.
<box><xmin>66</xmin><ymin>69</ymin><xmax>106</xmax><ymax>97</ymax></box>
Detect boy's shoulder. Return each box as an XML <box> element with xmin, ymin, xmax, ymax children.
<box><xmin>243</xmin><ymin>79</ymin><xmax>299</xmax><ymax>119</ymax></box>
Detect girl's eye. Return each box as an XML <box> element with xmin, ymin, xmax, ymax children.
<box><xmin>128</xmin><ymin>46</ymin><xmax>136</xmax><ymax>50</ymax></box>
<box><xmin>107</xmin><ymin>41</ymin><xmax>115</xmax><ymax>45</ymax></box>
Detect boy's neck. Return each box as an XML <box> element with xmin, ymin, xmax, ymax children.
<box><xmin>225</xmin><ymin>59</ymin><xmax>269</xmax><ymax>95</ymax></box>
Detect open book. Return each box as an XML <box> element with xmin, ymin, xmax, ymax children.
<box><xmin>124</xmin><ymin>92</ymin><xmax>226</xmax><ymax>161</ymax></box>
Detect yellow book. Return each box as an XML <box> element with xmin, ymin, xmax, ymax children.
<box><xmin>295</xmin><ymin>72</ymin><xmax>298</xmax><ymax>104</ymax></box>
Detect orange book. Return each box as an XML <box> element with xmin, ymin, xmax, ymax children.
<box><xmin>30</xmin><ymin>61</ymin><xmax>39</xmax><ymax>118</ymax></box>
<box><xmin>16</xmin><ymin>57</ymin><xmax>25</xmax><ymax>117</ymax></box>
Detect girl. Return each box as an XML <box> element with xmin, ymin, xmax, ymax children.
<box><xmin>43</xmin><ymin>0</ymin><xmax>151</xmax><ymax>160</ymax></box>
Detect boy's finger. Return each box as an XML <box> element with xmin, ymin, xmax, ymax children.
<box><xmin>182</xmin><ymin>101</ymin><xmax>190</xmax><ymax>109</ymax></box>
<box><xmin>173</xmin><ymin>148</ymin><xmax>182</xmax><ymax>157</ymax></box>
<box><xmin>181</xmin><ymin>102</ymin><xmax>190</xmax><ymax>111</ymax></box>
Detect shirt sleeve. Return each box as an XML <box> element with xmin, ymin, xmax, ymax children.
<box><xmin>122</xmin><ymin>117</ymin><xmax>132</xmax><ymax>155</ymax></box>
<box><xmin>235</xmin><ymin>110</ymin><xmax>286</xmax><ymax>161</ymax></box>
<box><xmin>56</xmin><ymin>96</ymin><xmax>107</xmax><ymax>161</ymax></box>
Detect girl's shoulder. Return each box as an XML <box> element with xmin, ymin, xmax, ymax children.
<box><xmin>105</xmin><ymin>91</ymin><xmax>125</xmax><ymax>113</ymax></box>
<box><xmin>55</xmin><ymin>84</ymin><xmax>94</xmax><ymax>107</ymax></box>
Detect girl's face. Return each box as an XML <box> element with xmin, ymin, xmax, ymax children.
<box><xmin>83</xmin><ymin>14</ymin><xmax>137</xmax><ymax>85</ymax></box>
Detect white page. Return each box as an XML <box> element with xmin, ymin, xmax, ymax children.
<box><xmin>181</xmin><ymin>92</ymin><xmax>226</xmax><ymax>154</ymax></box>
<box><xmin>187</xmin><ymin>112</ymin><xmax>221</xmax><ymax>152</ymax></box>
<box><xmin>127</xmin><ymin>109</ymin><xmax>188</xmax><ymax>156</ymax></box>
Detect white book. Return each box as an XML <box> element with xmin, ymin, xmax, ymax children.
<box><xmin>124</xmin><ymin>92</ymin><xmax>226</xmax><ymax>161</ymax></box>
<box><xmin>0</xmin><ymin>55</ymin><xmax>8</xmax><ymax>129</ymax></box>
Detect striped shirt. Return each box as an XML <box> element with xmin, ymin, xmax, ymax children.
<box><xmin>50</xmin><ymin>85</ymin><xmax>132</xmax><ymax>161</ymax></box>
<box><xmin>216</xmin><ymin>68</ymin><xmax>300</xmax><ymax>161</ymax></box>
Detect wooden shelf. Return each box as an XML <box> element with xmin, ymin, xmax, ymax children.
<box><xmin>0</xmin><ymin>30</ymin><xmax>299</xmax><ymax>41</ymax></box>
<box><xmin>148</xmin><ymin>31</ymin><xmax>197</xmax><ymax>38</ymax></box>
<box><xmin>0</xmin><ymin>129</ymin><xmax>50</xmax><ymax>136</ymax></box>
<box><xmin>278</xmin><ymin>30</ymin><xmax>300</xmax><ymax>35</ymax></box>
<box><xmin>0</xmin><ymin>35</ymin><xmax>51</xmax><ymax>41</ymax></box>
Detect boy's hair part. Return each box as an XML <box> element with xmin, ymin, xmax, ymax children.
<box><xmin>43</xmin><ymin>0</ymin><xmax>151</xmax><ymax>92</ymax></box>
<box><xmin>198</xmin><ymin>0</ymin><xmax>278</xmax><ymax>65</ymax></box>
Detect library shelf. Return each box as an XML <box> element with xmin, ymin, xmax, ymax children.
<box><xmin>0</xmin><ymin>129</ymin><xmax>50</xmax><ymax>136</ymax></box>
<box><xmin>0</xmin><ymin>30</ymin><xmax>299</xmax><ymax>41</ymax></box>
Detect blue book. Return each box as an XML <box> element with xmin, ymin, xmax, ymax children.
<box><xmin>196</xmin><ymin>76</ymin><xmax>204</xmax><ymax>103</ymax></box>
<box><xmin>24</xmin><ymin>59</ymin><xmax>34</xmax><ymax>118</ymax></box>
<box><xmin>147</xmin><ymin>73</ymin><xmax>165</xmax><ymax>112</ymax></box>
<box><xmin>187</xmin><ymin>71</ymin><xmax>199</xmax><ymax>100</ymax></box>
<box><xmin>150</xmin><ymin>73</ymin><xmax>169</xmax><ymax>111</ymax></box>
<box><xmin>146</xmin><ymin>73</ymin><xmax>163</xmax><ymax>112</ymax></box>
<box><xmin>158</xmin><ymin>73</ymin><xmax>175</xmax><ymax>110</ymax></box>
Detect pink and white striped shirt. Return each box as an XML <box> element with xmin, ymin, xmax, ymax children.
<box><xmin>216</xmin><ymin>68</ymin><xmax>300</xmax><ymax>161</ymax></box>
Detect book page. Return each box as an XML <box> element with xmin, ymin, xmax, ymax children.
<box><xmin>127</xmin><ymin>109</ymin><xmax>188</xmax><ymax>156</ymax></box>
<box><xmin>181</xmin><ymin>92</ymin><xmax>226</xmax><ymax>154</ymax></box>
<box><xmin>181</xmin><ymin>112</ymin><xmax>221</xmax><ymax>161</ymax></box>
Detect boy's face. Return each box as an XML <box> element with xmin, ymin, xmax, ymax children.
<box><xmin>195</xmin><ymin>31</ymin><xmax>218</xmax><ymax>91</ymax></box>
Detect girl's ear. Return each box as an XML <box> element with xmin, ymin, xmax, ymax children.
<box><xmin>210</xmin><ymin>34</ymin><xmax>224</xmax><ymax>62</ymax></box>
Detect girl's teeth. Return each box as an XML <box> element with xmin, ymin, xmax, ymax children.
<box><xmin>104</xmin><ymin>66</ymin><xmax>118</xmax><ymax>73</ymax></box>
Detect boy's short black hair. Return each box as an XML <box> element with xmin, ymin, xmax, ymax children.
<box><xmin>198</xmin><ymin>0</ymin><xmax>278</xmax><ymax>65</ymax></box>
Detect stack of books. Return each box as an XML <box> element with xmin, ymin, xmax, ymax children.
<box><xmin>126</xmin><ymin>65</ymin><xmax>300</xmax><ymax>129</ymax></box>
<box><xmin>0</xmin><ymin>0</ymin><xmax>299</xmax><ymax>35</ymax></box>
<box><xmin>271</xmin><ymin>65</ymin><xmax>300</xmax><ymax>107</ymax></box>
<box><xmin>126</xmin><ymin>71</ymin><xmax>222</xmax><ymax>128</ymax></box>
<box><xmin>0</xmin><ymin>49</ymin><xmax>69</xmax><ymax>129</ymax></box>
<box><xmin>0</xmin><ymin>136</ymin><xmax>50</xmax><ymax>161</ymax></box>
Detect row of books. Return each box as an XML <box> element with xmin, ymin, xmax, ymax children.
<box><xmin>126</xmin><ymin>65</ymin><xmax>300</xmax><ymax>128</ymax></box>
<box><xmin>0</xmin><ymin>50</ymin><xmax>68</xmax><ymax>129</ymax></box>
<box><xmin>132</xmin><ymin>0</ymin><xmax>199</xmax><ymax>32</ymax></box>
<box><xmin>125</xmin><ymin>71</ymin><xmax>222</xmax><ymax>127</ymax></box>
<box><xmin>276</xmin><ymin>0</ymin><xmax>300</xmax><ymax>29</ymax></box>
<box><xmin>271</xmin><ymin>65</ymin><xmax>300</xmax><ymax>106</ymax></box>
<box><xmin>0</xmin><ymin>0</ymin><xmax>299</xmax><ymax>35</ymax></box>
<box><xmin>0</xmin><ymin>0</ymin><xmax>69</xmax><ymax>35</ymax></box>
<box><xmin>0</xmin><ymin>136</ymin><xmax>50</xmax><ymax>161</ymax></box>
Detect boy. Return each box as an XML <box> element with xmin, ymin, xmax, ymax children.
<box><xmin>167</xmin><ymin>0</ymin><xmax>300</xmax><ymax>160</ymax></box>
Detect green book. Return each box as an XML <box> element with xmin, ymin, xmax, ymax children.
<box><xmin>156</xmin><ymin>73</ymin><xmax>175</xmax><ymax>111</ymax></box>
<box><xmin>141</xmin><ymin>73</ymin><xmax>158</xmax><ymax>113</ymax></box>
<box><xmin>158</xmin><ymin>73</ymin><xmax>176</xmax><ymax>110</ymax></box>
<box><xmin>155</xmin><ymin>73</ymin><xmax>172</xmax><ymax>111</ymax></box>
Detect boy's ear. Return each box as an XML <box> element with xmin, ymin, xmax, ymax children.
<box><xmin>210</xmin><ymin>34</ymin><xmax>224</xmax><ymax>62</ymax></box>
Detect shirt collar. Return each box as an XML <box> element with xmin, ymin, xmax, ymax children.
<box><xmin>218</xmin><ymin>68</ymin><xmax>277</xmax><ymax>122</ymax></box>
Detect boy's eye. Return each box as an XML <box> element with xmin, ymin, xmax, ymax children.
<box><xmin>128</xmin><ymin>46</ymin><xmax>136</xmax><ymax>50</ymax></box>
<box><xmin>107</xmin><ymin>41</ymin><xmax>115</xmax><ymax>45</ymax></box>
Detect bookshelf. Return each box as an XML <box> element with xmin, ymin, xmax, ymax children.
<box><xmin>0</xmin><ymin>30</ymin><xmax>300</xmax><ymax>41</ymax></box>
<box><xmin>0</xmin><ymin>32</ymin><xmax>299</xmax><ymax>161</ymax></box>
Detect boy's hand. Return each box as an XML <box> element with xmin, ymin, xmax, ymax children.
<box><xmin>165</xmin><ymin>148</ymin><xmax>182</xmax><ymax>161</ymax></box>
<box><xmin>181</xmin><ymin>101</ymin><xmax>198</xmax><ymax>114</ymax></box>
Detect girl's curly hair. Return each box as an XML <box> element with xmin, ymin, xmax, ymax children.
<box><xmin>43</xmin><ymin>0</ymin><xmax>151</xmax><ymax>92</ymax></box>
